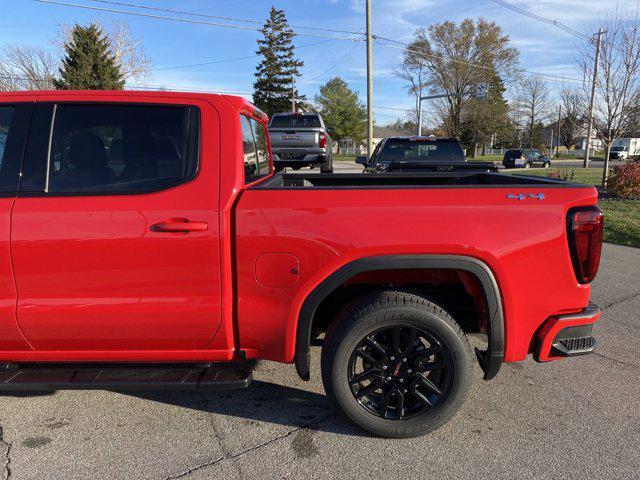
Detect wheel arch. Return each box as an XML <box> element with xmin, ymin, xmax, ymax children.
<box><xmin>294</xmin><ymin>255</ymin><xmax>504</xmax><ymax>382</ymax></box>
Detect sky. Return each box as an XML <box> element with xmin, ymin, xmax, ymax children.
<box><xmin>1</xmin><ymin>0</ymin><xmax>639</xmax><ymax>124</ymax></box>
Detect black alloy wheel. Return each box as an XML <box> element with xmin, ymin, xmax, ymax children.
<box><xmin>347</xmin><ymin>325</ymin><xmax>452</xmax><ymax>420</ymax></box>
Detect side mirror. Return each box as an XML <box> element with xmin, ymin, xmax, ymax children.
<box><xmin>355</xmin><ymin>155</ymin><xmax>368</xmax><ymax>166</ymax></box>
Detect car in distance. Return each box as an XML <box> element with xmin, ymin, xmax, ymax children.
<box><xmin>356</xmin><ymin>137</ymin><xmax>497</xmax><ymax>173</ymax></box>
<box><xmin>610</xmin><ymin>138</ymin><xmax>640</xmax><ymax>161</ymax></box>
<box><xmin>502</xmin><ymin>149</ymin><xmax>551</xmax><ymax>169</ymax></box>
<box><xmin>0</xmin><ymin>90</ymin><xmax>604</xmax><ymax>439</ymax></box>
<box><xmin>268</xmin><ymin>112</ymin><xmax>333</xmax><ymax>173</ymax></box>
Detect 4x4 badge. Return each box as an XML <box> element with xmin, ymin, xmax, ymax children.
<box><xmin>507</xmin><ymin>193</ymin><xmax>546</xmax><ymax>201</ymax></box>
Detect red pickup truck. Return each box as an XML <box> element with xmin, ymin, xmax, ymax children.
<box><xmin>0</xmin><ymin>91</ymin><xmax>603</xmax><ymax>438</ymax></box>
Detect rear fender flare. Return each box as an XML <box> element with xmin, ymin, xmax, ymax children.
<box><xmin>294</xmin><ymin>255</ymin><xmax>504</xmax><ymax>381</ymax></box>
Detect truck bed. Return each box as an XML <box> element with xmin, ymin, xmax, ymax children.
<box><xmin>256</xmin><ymin>172</ymin><xmax>589</xmax><ymax>189</ymax></box>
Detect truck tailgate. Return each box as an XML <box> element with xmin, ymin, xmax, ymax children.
<box><xmin>269</xmin><ymin>129</ymin><xmax>319</xmax><ymax>149</ymax></box>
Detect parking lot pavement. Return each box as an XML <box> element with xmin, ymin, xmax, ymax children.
<box><xmin>1</xmin><ymin>243</ymin><xmax>639</xmax><ymax>480</ymax></box>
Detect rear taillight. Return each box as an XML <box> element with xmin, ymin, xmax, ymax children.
<box><xmin>567</xmin><ymin>206</ymin><xmax>604</xmax><ymax>284</ymax></box>
<box><xmin>319</xmin><ymin>132</ymin><xmax>327</xmax><ymax>149</ymax></box>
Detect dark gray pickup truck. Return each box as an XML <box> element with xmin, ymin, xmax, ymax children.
<box><xmin>268</xmin><ymin>112</ymin><xmax>333</xmax><ymax>173</ymax></box>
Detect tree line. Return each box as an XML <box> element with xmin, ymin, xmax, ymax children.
<box><xmin>2</xmin><ymin>6</ymin><xmax>639</xmax><ymax>164</ymax></box>
<box><xmin>394</xmin><ymin>11</ymin><xmax>640</xmax><ymax>163</ymax></box>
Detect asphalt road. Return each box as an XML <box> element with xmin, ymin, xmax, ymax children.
<box><xmin>0</xmin><ymin>243</ymin><xmax>638</xmax><ymax>479</ymax></box>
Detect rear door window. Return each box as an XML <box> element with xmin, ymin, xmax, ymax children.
<box><xmin>378</xmin><ymin>139</ymin><xmax>464</xmax><ymax>163</ymax></box>
<box><xmin>250</xmin><ymin>118</ymin><xmax>271</xmax><ymax>177</ymax></box>
<box><xmin>0</xmin><ymin>104</ymin><xmax>30</xmax><ymax>194</ymax></box>
<box><xmin>242</xmin><ymin>115</ymin><xmax>271</xmax><ymax>184</ymax></box>
<box><xmin>26</xmin><ymin>104</ymin><xmax>200</xmax><ymax>195</ymax></box>
<box><xmin>269</xmin><ymin>115</ymin><xmax>321</xmax><ymax>128</ymax></box>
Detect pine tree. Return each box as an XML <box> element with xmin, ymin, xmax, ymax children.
<box><xmin>54</xmin><ymin>24</ymin><xmax>125</xmax><ymax>90</ymax></box>
<box><xmin>253</xmin><ymin>7</ymin><xmax>303</xmax><ymax>116</ymax></box>
<box><xmin>460</xmin><ymin>72</ymin><xmax>512</xmax><ymax>156</ymax></box>
<box><xmin>314</xmin><ymin>77</ymin><xmax>366</xmax><ymax>153</ymax></box>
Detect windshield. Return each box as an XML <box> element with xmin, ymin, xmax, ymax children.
<box><xmin>270</xmin><ymin>115</ymin><xmax>321</xmax><ymax>128</ymax></box>
<box><xmin>523</xmin><ymin>149</ymin><xmax>541</xmax><ymax>157</ymax></box>
<box><xmin>378</xmin><ymin>139</ymin><xmax>465</xmax><ymax>164</ymax></box>
<box><xmin>612</xmin><ymin>146</ymin><xmax>626</xmax><ymax>151</ymax></box>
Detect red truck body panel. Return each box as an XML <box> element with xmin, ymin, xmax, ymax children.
<box><xmin>0</xmin><ymin>91</ymin><xmax>599</xmax><ymax>372</ymax></box>
<box><xmin>234</xmin><ymin>186</ymin><xmax>596</xmax><ymax>364</ymax></box>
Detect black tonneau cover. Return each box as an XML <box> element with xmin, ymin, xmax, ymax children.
<box><xmin>255</xmin><ymin>172</ymin><xmax>584</xmax><ymax>189</ymax></box>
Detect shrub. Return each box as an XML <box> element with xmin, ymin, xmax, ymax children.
<box><xmin>607</xmin><ymin>162</ymin><xmax>640</xmax><ymax>198</ymax></box>
<box><xmin>547</xmin><ymin>168</ymin><xmax>575</xmax><ymax>181</ymax></box>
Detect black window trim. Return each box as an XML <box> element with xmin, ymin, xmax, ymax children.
<box><xmin>18</xmin><ymin>101</ymin><xmax>202</xmax><ymax>198</ymax></box>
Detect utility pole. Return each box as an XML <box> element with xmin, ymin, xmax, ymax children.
<box><xmin>366</xmin><ymin>0</ymin><xmax>373</xmax><ymax>158</ymax></box>
<box><xmin>584</xmin><ymin>28</ymin><xmax>604</xmax><ymax>168</ymax></box>
<box><xmin>556</xmin><ymin>104</ymin><xmax>562</xmax><ymax>157</ymax></box>
<box><xmin>417</xmin><ymin>98</ymin><xmax>423</xmax><ymax>136</ymax></box>
<box><xmin>291</xmin><ymin>77</ymin><xmax>296</xmax><ymax>112</ymax></box>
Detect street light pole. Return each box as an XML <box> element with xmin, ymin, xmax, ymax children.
<box><xmin>366</xmin><ymin>0</ymin><xmax>374</xmax><ymax>158</ymax></box>
<box><xmin>291</xmin><ymin>77</ymin><xmax>296</xmax><ymax>112</ymax></box>
<box><xmin>417</xmin><ymin>98</ymin><xmax>423</xmax><ymax>136</ymax></box>
<box><xmin>584</xmin><ymin>28</ymin><xmax>604</xmax><ymax>168</ymax></box>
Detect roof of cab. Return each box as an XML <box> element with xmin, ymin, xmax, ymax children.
<box><xmin>0</xmin><ymin>89</ymin><xmax>266</xmax><ymax>119</ymax></box>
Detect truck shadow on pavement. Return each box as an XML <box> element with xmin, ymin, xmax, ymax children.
<box><xmin>125</xmin><ymin>380</ymin><xmax>361</xmax><ymax>436</ymax></box>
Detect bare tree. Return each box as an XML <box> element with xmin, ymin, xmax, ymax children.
<box><xmin>394</xmin><ymin>30</ymin><xmax>429</xmax><ymax>129</ymax></box>
<box><xmin>395</xmin><ymin>19</ymin><xmax>519</xmax><ymax>138</ymax></box>
<box><xmin>0</xmin><ymin>44</ymin><xmax>56</xmax><ymax>91</ymax></box>
<box><xmin>58</xmin><ymin>21</ymin><xmax>152</xmax><ymax>83</ymax></box>
<box><xmin>514</xmin><ymin>75</ymin><xmax>552</xmax><ymax>148</ymax></box>
<box><xmin>578</xmin><ymin>10</ymin><xmax>640</xmax><ymax>184</ymax></box>
<box><xmin>558</xmin><ymin>86</ymin><xmax>588</xmax><ymax>149</ymax></box>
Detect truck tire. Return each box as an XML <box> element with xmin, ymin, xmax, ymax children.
<box><xmin>321</xmin><ymin>290</ymin><xmax>472</xmax><ymax>438</ymax></box>
<box><xmin>320</xmin><ymin>156</ymin><xmax>333</xmax><ymax>174</ymax></box>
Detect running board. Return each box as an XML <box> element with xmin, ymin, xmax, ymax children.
<box><xmin>0</xmin><ymin>362</ymin><xmax>253</xmax><ymax>391</ymax></box>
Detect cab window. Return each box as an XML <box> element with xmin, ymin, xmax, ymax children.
<box><xmin>20</xmin><ymin>104</ymin><xmax>200</xmax><ymax>195</ymax></box>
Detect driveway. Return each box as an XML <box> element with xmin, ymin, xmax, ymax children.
<box><xmin>1</xmin><ymin>243</ymin><xmax>638</xmax><ymax>479</ymax></box>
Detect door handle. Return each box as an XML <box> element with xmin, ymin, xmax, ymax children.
<box><xmin>151</xmin><ymin>218</ymin><xmax>208</xmax><ymax>233</ymax></box>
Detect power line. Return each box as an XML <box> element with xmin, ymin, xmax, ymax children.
<box><xmin>374</xmin><ymin>38</ymin><xmax>586</xmax><ymax>85</ymax></box>
<box><xmin>32</xmin><ymin>0</ymin><xmax>361</xmax><ymax>42</ymax></box>
<box><xmin>0</xmin><ymin>73</ymin><xmax>424</xmax><ymax>116</ymax></box>
<box><xmin>82</xmin><ymin>0</ymin><xmax>365</xmax><ymax>37</ymax></box>
<box><xmin>488</xmin><ymin>0</ymin><xmax>592</xmax><ymax>42</ymax></box>
<box><xmin>306</xmin><ymin>41</ymin><xmax>362</xmax><ymax>82</ymax></box>
<box><xmin>151</xmin><ymin>39</ymin><xmax>335</xmax><ymax>72</ymax></box>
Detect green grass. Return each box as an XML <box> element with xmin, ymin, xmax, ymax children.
<box><xmin>599</xmin><ymin>200</ymin><xmax>640</xmax><ymax>248</ymax></box>
<box><xmin>334</xmin><ymin>154</ymin><xmax>356</xmax><ymax>162</ymax></box>
<box><xmin>505</xmin><ymin>167</ymin><xmax>604</xmax><ymax>185</ymax></box>
<box><xmin>467</xmin><ymin>155</ymin><xmax>503</xmax><ymax>163</ymax></box>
